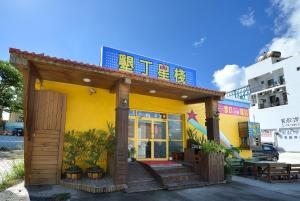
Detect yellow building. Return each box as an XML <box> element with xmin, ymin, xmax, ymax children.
<box><xmin>10</xmin><ymin>47</ymin><xmax>252</xmax><ymax>187</ymax></box>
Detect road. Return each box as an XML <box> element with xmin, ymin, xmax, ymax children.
<box><xmin>0</xmin><ymin>135</ymin><xmax>24</xmax><ymax>150</ymax></box>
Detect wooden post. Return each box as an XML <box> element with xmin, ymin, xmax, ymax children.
<box><xmin>205</xmin><ymin>97</ymin><xmax>220</xmax><ymax>143</ymax></box>
<box><xmin>21</xmin><ymin>64</ymin><xmax>38</xmax><ymax>186</ymax></box>
<box><xmin>113</xmin><ymin>78</ymin><xmax>130</xmax><ymax>185</ymax></box>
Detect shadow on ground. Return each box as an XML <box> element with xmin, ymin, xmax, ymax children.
<box><xmin>26</xmin><ymin>181</ymin><xmax>300</xmax><ymax>201</ymax></box>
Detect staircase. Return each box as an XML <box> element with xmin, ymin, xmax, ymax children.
<box><xmin>142</xmin><ymin>162</ymin><xmax>207</xmax><ymax>190</ymax></box>
<box><xmin>126</xmin><ymin>162</ymin><xmax>162</xmax><ymax>193</ymax></box>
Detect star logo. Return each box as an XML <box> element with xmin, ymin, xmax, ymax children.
<box><xmin>187</xmin><ymin>110</ymin><xmax>198</xmax><ymax>122</ymax></box>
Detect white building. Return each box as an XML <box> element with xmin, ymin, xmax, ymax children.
<box><xmin>245</xmin><ymin>51</ymin><xmax>300</xmax><ymax>152</ymax></box>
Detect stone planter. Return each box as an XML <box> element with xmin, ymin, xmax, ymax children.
<box><xmin>87</xmin><ymin>167</ymin><xmax>104</xmax><ymax>180</ymax></box>
<box><xmin>65</xmin><ymin>168</ymin><xmax>82</xmax><ymax>180</ymax></box>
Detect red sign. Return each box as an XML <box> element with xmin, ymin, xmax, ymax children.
<box><xmin>218</xmin><ymin>104</ymin><xmax>249</xmax><ymax>117</ymax></box>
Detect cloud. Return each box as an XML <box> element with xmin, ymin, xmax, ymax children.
<box><xmin>212</xmin><ymin>65</ymin><xmax>246</xmax><ymax>92</ymax></box>
<box><xmin>261</xmin><ymin>0</ymin><xmax>300</xmax><ymax>57</ymax></box>
<box><xmin>239</xmin><ymin>7</ymin><xmax>256</xmax><ymax>27</ymax></box>
<box><xmin>193</xmin><ymin>37</ymin><xmax>206</xmax><ymax>48</ymax></box>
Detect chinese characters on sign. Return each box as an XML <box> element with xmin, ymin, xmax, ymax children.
<box><xmin>218</xmin><ymin>104</ymin><xmax>249</xmax><ymax>117</ymax></box>
<box><xmin>100</xmin><ymin>46</ymin><xmax>196</xmax><ymax>86</ymax></box>
<box><xmin>279</xmin><ymin>128</ymin><xmax>300</xmax><ymax>140</ymax></box>
<box><xmin>281</xmin><ymin>117</ymin><xmax>300</xmax><ymax>128</ymax></box>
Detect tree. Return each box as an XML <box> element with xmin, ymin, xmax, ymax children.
<box><xmin>0</xmin><ymin>61</ymin><xmax>23</xmax><ymax>123</ymax></box>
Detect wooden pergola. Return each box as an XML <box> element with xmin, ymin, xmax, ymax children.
<box><xmin>9</xmin><ymin>48</ymin><xmax>225</xmax><ymax>186</ymax></box>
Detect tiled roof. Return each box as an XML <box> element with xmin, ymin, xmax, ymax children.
<box><xmin>9</xmin><ymin>48</ymin><xmax>225</xmax><ymax>96</ymax></box>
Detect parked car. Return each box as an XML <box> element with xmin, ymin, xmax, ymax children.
<box><xmin>12</xmin><ymin>128</ymin><xmax>24</xmax><ymax>136</ymax></box>
<box><xmin>252</xmin><ymin>143</ymin><xmax>279</xmax><ymax>161</ymax></box>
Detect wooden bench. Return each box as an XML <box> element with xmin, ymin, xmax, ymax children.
<box><xmin>290</xmin><ymin>164</ymin><xmax>300</xmax><ymax>180</ymax></box>
<box><xmin>229</xmin><ymin>158</ymin><xmax>244</xmax><ymax>175</ymax></box>
<box><xmin>263</xmin><ymin>163</ymin><xmax>291</xmax><ymax>183</ymax></box>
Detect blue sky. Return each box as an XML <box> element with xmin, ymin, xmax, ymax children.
<box><xmin>0</xmin><ymin>0</ymin><xmax>289</xmax><ymax>90</ymax></box>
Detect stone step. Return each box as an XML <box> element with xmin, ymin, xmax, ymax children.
<box><xmin>153</xmin><ymin>166</ymin><xmax>192</xmax><ymax>174</ymax></box>
<box><xmin>165</xmin><ymin>180</ymin><xmax>207</xmax><ymax>190</ymax></box>
<box><xmin>161</xmin><ymin>172</ymin><xmax>201</xmax><ymax>183</ymax></box>
<box><xmin>149</xmin><ymin>163</ymin><xmax>183</xmax><ymax>168</ymax></box>
<box><xmin>126</xmin><ymin>180</ymin><xmax>162</xmax><ymax>193</ymax></box>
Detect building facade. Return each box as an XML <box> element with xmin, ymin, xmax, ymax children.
<box><xmin>10</xmin><ymin>48</ymin><xmax>252</xmax><ymax>186</ymax></box>
<box><xmin>245</xmin><ymin>52</ymin><xmax>300</xmax><ymax>152</ymax></box>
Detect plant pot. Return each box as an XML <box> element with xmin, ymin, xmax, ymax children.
<box><xmin>128</xmin><ymin>158</ymin><xmax>132</xmax><ymax>162</ymax></box>
<box><xmin>197</xmin><ymin>151</ymin><xmax>225</xmax><ymax>183</ymax></box>
<box><xmin>65</xmin><ymin>167</ymin><xmax>82</xmax><ymax>180</ymax></box>
<box><xmin>225</xmin><ymin>175</ymin><xmax>232</xmax><ymax>183</ymax></box>
<box><xmin>131</xmin><ymin>157</ymin><xmax>136</xmax><ymax>162</ymax></box>
<box><xmin>87</xmin><ymin>167</ymin><xmax>104</xmax><ymax>180</ymax></box>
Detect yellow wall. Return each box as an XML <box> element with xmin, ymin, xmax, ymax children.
<box><xmin>37</xmin><ymin>81</ymin><xmax>116</xmax><ymax>131</ymax></box>
<box><xmin>37</xmin><ymin>80</ymin><xmax>252</xmax><ymax>171</ymax></box>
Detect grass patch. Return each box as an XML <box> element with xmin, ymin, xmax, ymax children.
<box><xmin>0</xmin><ymin>161</ymin><xmax>24</xmax><ymax>191</ymax></box>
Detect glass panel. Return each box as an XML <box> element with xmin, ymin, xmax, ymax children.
<box><xmin>137</xmin><ymin>111</ymin><xmax>166</xmax><ymax>119</ymax></box>
<box><xmin>138</xmin><ymin>141</ymin><xmax>151</xmax><ymax>159</ymax></box>
<box><xmin>128</xmin><ymin>140</ymin><xmax>134</xmax><ymax>151</ymax></box>
<box><xmin>129</xmin><ymin>110</ymin><xmax>136</xmax><ymax>116</ymax></box>
<box><xmin>128</xmin><ymin>119</ymin><xmax>135</xmax><ymax>138</ymax></box>
<box><xmin>154</xmin><ymin>121</ymin><xmax>166</xmax><ymax>139</ymax></box>
<box><xmin>138</xmin><ymin>120</ymin><xmax>151</xmax><ymax>139</ymax></box>
<box><xmin>168</xmin><ymin>121</ymin><xmax>182</xmax><ymax>140</ymax></box>
<box><xmin>168</xmin><ymin>141</ymin><xmax>183</xmax><ymax>157</ymax></box>
<box><xmin>168</xmin><ymin>114</ymin><xmax>182</xmax><ymax>120</ymax></box>
<box><xmin>154</xmin><ymin>141</ymin><xmax>166</xmax><ymax>158</ymax></box>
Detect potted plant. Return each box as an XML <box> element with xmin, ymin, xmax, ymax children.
<box><xmin>187</xmin><ymin>128</ymin><xmax>197</xmax><ymax>148</ymax></box>
<box><xmin>84</xmin><ymin>129</ymin><xmax>107</xmax><ymax>180</ymax></box>
<box><xmin>128</xmin><ymin>149</ymin><xmax>132</xmax><ymax>162</ymax></box>
<box><xmin>130</xmin><ymin>147</ymin><xmax>136</xmax><ymax>162</ymax></box>
<box><xmin>197</xmin><ymin>140</ymin><xmax>225</xmax><ymax>183</ymax></box>
<box><xmin>223</xmin><ymin>146</ymin><xmax>241</xmax><ymax>182</ymax></box>
<box><xmin>63</xmin><ymin>130</ymin><xmax>85</xmax><ymax>180</ymax></box>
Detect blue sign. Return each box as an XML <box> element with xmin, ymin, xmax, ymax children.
<box><xmin>100</xmin><ymin>46</ymin><xmax>197</xmax><ymax>86</ymax></box>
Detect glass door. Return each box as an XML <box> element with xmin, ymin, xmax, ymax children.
<box><xmin>153</xmin><ymin>120</ymin><xmax>167</xmax><ymax>159</ymax></box>
<box><xmin>136</xmin><ymin>119</ymin><xmax>167</xmax><ymax>160</ymax></box>
<box><xmin>137</xmin><ymin>120</ymin><xmax>152</xmax><ymax>159</ymax></box>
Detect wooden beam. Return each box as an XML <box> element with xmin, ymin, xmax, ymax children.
<box><xmin>28</xmin><ymin>61</ymin><xmax>43</xmax><ymax>85</ymax></box>
<box><xmin>184</xmin><ymin>96</ymin><xmax>222</xmax><ymax>105</ymax></box>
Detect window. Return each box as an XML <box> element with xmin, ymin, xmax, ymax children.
<box><xmin>168</xmin><ymin>114</ymin><xmax>183</xmax><ymax>156</ymax></box>
<box><xmin>263</xmin><ymin>145</ymin><xmax>272</xmax><ymax>151</ymax></box>
<box><xmin>279</xmin><ymin>75</ymin><xmax>285</xmax><ymax>85</ymax></box>
<box><xmin>261</xmin><ymin>81</ymin><xmax>264</xmax><ymax>85</ymax></box>
<box><xmin>251</xmin><ymin>95</ymin><xmax>257</xmax><ymax>106</ymax></box>
<box><xmin>297</xmin><ymin>67</ymin><xmax>300</xmax><ymax>71</ymax></box>
<box><xmin>269</xmin><ymin>95</ymin><xmax>276</xmax><ymax>106</ymax></box>
<box><xmin>267</xmin><ymin>79</ymin><xmax>274</xmax><ymax>87</ymax></box>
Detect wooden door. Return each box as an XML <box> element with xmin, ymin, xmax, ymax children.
<box><xmin>30</xmin><ymin>90</ymin><xmax>66</xmax><ymax>185</ymax></box>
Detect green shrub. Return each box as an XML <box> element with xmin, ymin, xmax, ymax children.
<box><xmin>63</xmin><ymin>130</ymin><xmax>86</xmax><ymax>170</ymax></box>
<box><xmin>201</xmin><ymin>140</ymin><xmax>224</xmax><ymax>153</ymax></box>
<box><xmin>83</xmin><ymin>129</ymin><xmax>107</xmax><ymax>169</ymax></box>
<box><xmin>0</xmin><ymin>161</ymin><xmax>24</xmax><ymax>191</ymax></box>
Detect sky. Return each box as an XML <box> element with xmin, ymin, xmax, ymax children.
<box><xmin>1</xmin><ymin>0</ymin><xmax>300</xmax><ymax>96</ymax></box>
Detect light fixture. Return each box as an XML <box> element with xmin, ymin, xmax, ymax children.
<box><xmin>181</xmin><ymin>95</ymin><xmax>188</xmax><ymax>99</ymax></box>
<box><xmin>89</xmin><ymin>88</ymin><xmax>96</xmax><ymax>95</ymax></box>
<box><xmin>83</xmin><ymin>78</ymin><xmax>91</xmax><ymax>83</ymax></box>
<box><xmin>149</xmin><ymin>89</ymin><xmax>156</xmax><ymax>94</ymax></box>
